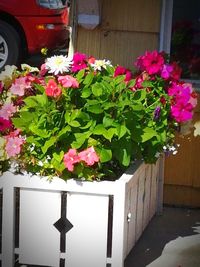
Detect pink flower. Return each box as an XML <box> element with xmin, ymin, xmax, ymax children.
<box><xmin>171</xmin><ymin>103</ymin><xmax>193</xmax><ymax>122</ymax></box>
<box><xmin>63</xmin><ymin>148</ymin><xmax>80</xmax><ymax>172</ymax></box>
<box><xmin>0</xmin><ymin>81</ymin><xmax>3</xmax><ymax>93</ymax></box>
<box><xmin>161</xmin><ymin>64</ymin><xmax>173</xmax><ymax>79</ymax></box>
<box><xmin>88</xmin><ymin>56</ymin><xmax>96</xmax><ymax>64</ymax></box>
<box><xmin>40</xmin><ymin>63</ymin><xmax>48</xmax><ymax>76</ymax></box>
<box><xmin>5</xmin><ymin>136</ymin><xmax>24</xmax><ymax>157</ymax></box>
<box><xmin>45</xmin><ymin>79</ymin><xmax>62</xmax><ymax>98</ymax></box>
<box><xmin>10</xmin><ymin>77</ymin><xmax>31</xmax><ymax>96</ymax></box>
<box><xmin>0</xmin><ymin>117</ymin><xmax>12</xmax><ymax>132</ymax></box>
<box><xmin>72</xmin><ymin>52</ymin><xmax>87</xmax><ymax>72</ymax></box>
<box><xmin>58</xmin><ymin>75</ymin><xmax>79</xmax><ymax>88</ymax></box>
<box><xmin>78</xmin><ymin>146</ymin><xmax>99</xmax><ymax>166</ymax></box>
<box><xmin>135</xmin><ymin>50</ymin><xmax>164</xmax><ymax>75</ymax></box>
<box><xmin>114</xmin><ymin>65</ymin><xmax>132</xmax><ymax>82</ymax></box>
<box><xmin>0</xmin><ymin>103</ymin><xmax>16</xmax><ymax>119</ymax></box>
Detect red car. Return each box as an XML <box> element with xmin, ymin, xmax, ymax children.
<box><xmin>0</xmin><ymin>0</ymin><xmax>69</xmax><ymax>71</ymax></box>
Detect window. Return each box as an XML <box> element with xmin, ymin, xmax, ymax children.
<box><xmin>160</xmin><ymin>0</ymin><xmax>200</xmax><ymax>87</ymax></box>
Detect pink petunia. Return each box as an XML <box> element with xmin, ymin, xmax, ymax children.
<box><xmin>71</xmin><ymin>52</ymin><xmax>88</xmax><ymax>72</ymax></box>
<box><xmin>0</xmin><ymin>117</ymin><xmax>12</xmax><ymax>132</ymax></box>
<box><xmin>171</xmin><ymin>103</ymin><xmax>193</xmax><ymax>122</ymax></box>
<box><xmin>10</xmin><ymin>76</ymin><xmax>31</xmax><ymax>96</ymax></box>
<box><xmin>78</xmin><ymin>146</ymin><xmax>99</xmax><ymax>166</ymax></box>
<box><xmin>45</xmin><ymin>79</ymin><xmax>62</xmax><ymax>98</ymax></box>
<box><xmin>135</xmin><ymin>50</ymin><xmax>164</xmax><ymax>75</ymax></box>
<box><xmin>5</xmin><ymin>136</ymin><xmax>24</xmax><ymax>157</ymax></box>
<box><xmin>161</xmin><ymin>64</ymin><xmax>173</xmax><ymax>79</ymax></box>
<box><xmin>114</xmin><ymin>65</ymin><xmax>132</xmax><ymax>82</ymax></box>
<box><xmin>0</xmin><ymin>103</ymin><xmax>16</xmax><ymax>119</ymax></box>
<box><xmin>58</xmin><ymin>75</ymin><xmax>79</xmax><ymax>88</ymax></box>
<box><xmin>63</xmin><ymin>148</ymin><xmax>80</xmax><ymax>172</ymax></box>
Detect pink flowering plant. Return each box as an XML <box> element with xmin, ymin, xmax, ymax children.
<box><xmin>0</xmin><ymin>51</ymin><xmax>197</xmax><ymax>181</ymax></box>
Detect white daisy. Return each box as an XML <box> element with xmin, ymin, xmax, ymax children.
<box><xmin>45</xmin><ymin>55</ymin><xmax>72</xmax><ymax>75</ymax></box>
<box><xmin>90</xmin><ymin>59</ymin><xmax>112</xmax><ymax>71</ymax></box>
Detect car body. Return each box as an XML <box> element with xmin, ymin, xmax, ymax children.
<box><xmin>0</xmin><ymin>0</ymin><xmax>69</xmax><ymax>70</ymax></box>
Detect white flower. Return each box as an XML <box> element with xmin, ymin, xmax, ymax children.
<box><xmin>45</xmin><ymin>55</ymin><xmax>72</xmax><ymax>75</ymax></box>
<box><xmin>90</xmin><ymin>59</ymin><xmax>112</xmax><ymax>71</ymax></box>
<box><xmin>0</xmin><ymin>65</ymin><xmax>17</xmax><ymax>81</ymax></box>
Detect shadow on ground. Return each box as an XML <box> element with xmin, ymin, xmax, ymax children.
<box><xmin>125</xmin><ymin>206</ymin><xmax>200</xmax><ymax>267</ymax></box>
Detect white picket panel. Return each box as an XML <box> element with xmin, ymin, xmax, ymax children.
<box><xmin>66</xmin><ymin>193</ymin><xmax>109</xmax><ymax>267</ymax></box>
<box><xmin>0</xmin><ymin>158</ymin><xmax>163</xmax><ymax>267</ymax></box>
<box><xmin>19</xmin><ymin>189</ymin><xmax>61</xmax><ymax>266</ymax></box>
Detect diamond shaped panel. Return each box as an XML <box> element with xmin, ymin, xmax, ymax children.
<box><xmin>53</xmin><ymin>217</ymin><xmax>73</xmax><ymax>234</ymax></box>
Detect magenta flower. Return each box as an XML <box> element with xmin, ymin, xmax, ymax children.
<box><xmin>0</xmin><ymin>81</ymin><xmax>3</xmax><ymax>93</ymax></box>
<box><xmin>135</xmin><ymin>50</ymin><xmax>164</xmax><ymax>75</ymax></box>
<box><xmin>0</xmin><ymin>103</ymin><xmax>16</xmax><ymax>120</ymax></box>
<box><xmin>58</xmin><ymin>75</ymin><xmax>79</xmax><ymax>88</ymax></box>
<box><xmin>71</xmin><ymin>52</ymin><xmax>87</xmax><ymax>72</ymax></box>
<box><xmin>171</xmin><ymin>103</ymin><xmax>193</xmax><ymax>122</ymax></box>
<box><xmin>5</xmin><ymin>136</ymin><xmax>24</xmax><ymax>157</ymax></box>
<box><xmin>10</xmin><ymin>76</ymin><xmax>31</xmax><ymax>96</ymax></box>
<box><xmin>114</xmin><ymin>65</ymin><xmax>132</xmax><ymax>82</ymax></box>
<box><xmin>161</xmin><ymin>64</ymin><xmax>173</xmax><ymax>79</ymax></box>
<box><xmin>0</xmin><ymin>117</ymin><xmax>12</xmax><ymax>132</ymax></box>
<box><xmin>78</xmin><ymin>146</ymin><xmax>99</xmax><ymax>166</ymax></box>
<box><xmin>63</xmin><ymin>148</ymin><xmax>80</xmax><ymax>172</ymax></box>
<box><xmin>45</xmin><ymin>79</ymin><xmax>62</xmax><ymax>98</ymax></box>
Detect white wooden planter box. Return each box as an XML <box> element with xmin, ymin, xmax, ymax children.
<box><xmin>0</xmin><ymin>158</ymin><xmax>164</xmax><ymax>267</ymax></box>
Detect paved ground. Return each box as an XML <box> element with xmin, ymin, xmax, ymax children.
<box><xmin>125</xmin><ymin>206</ymin><xmax>200</xmax><ymax>267</ymax></box>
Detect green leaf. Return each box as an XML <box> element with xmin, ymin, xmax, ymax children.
<box><xmin>103</xmin><ymin>128</ymin><xmax>116</xmax><ymax>141</ymax></box>
<box><xmin>141</xmin><ymin>127</ymin><xmax>157</xmax><ymax>142</ymax></box>
<box><xmin>57</xmin><ymin>125</ymin><xmax>71</xmax><ymax>137</ymax></box>
<box><xmin>51</xmin><ymin>159</ymin><xmax>65</xmax><ymax>173</ymax></box>
<box><xmin>69</xmin><ymin>120</ymin><xmax>81</xmax><ymax>127</ymax></box>
<box><xmin>133</xmin><ymin>89</ymin><xmax>147</xmax><ymax>101</ymax></box>
<box><xmin>103</xmin><ymin>116</ymin><xmax>114</xmax><ymax>128</ymax></box>
<box><xmin>116</xmin><ymin>124</ymin><xmax>127</xmax><ymax>139</ymax></box>
<box><xmin>83</xmin><ymin>72</ymin><xmax>94</xmax><ymax>85</ymax></box>
<box><xmin>87</xmin><ymin>104</ymin><xmax>103</xmax><ymax>114</ymax></box>
<box><xmin>91</xmin><ymin>83</ymin><xmax>103</xmax><ymax>96</ymax></box>
<box><xmin>81</xmin><ymin>87</ymin><xmax>91</xmax><ymax>98</ymax></box>
<box><xmin>99</xmin><ymin>148</ymin><xmax>112</xmax><ymax>163</ymax></box>
<box><xmin>76</xmin><ymin>69</ymin><xmax>85</xmax><ymax>82</ymax></box>
<box><xmin>29</xmin><ymin>124</ymin><xmax>50</xmax><ymax>138</ymax></box>
<box><xmin>42</xmin><ymin>136</ymin><xmax>57</xmax><ymax>154</ymax></box>
<box><xmin>93</xmin><ymin>124</ymin><xmax>106</xmax><ymax>135</ymax></box>
<box><xmin>53</xmin><ymin>151</ymin><xmax>64</xmax><ymax>163</ymax></box>
<box><xmin>118</xmin><ymin>148</ymin><xmax>131</xmax><ymax>166</ymax></box>
<box><xmin>71</xmin><ymin>132</ymin><xmax>91</xmax><ymax>149</ymax></box>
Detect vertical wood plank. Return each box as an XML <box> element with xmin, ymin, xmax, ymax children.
<box><xmin>66</xmin><ymin>193</ymin><xmax>109</xmax><ymax>267</ymax></box>
<box><xmin>142</xmin><ymin>165</ymin><xmax>151</xmax><ymax>230</ymax></box>
<box><xmin>135</xmin><ymin>169</ymin><xmax>145</xmax><ymax>241</ymax></box>
<box><xmin>125</xmin><ymin>177</ymin><xmax>138</xmax><ymax>257</ymax></box>
<box><xmin>19</xmin><ymin>189</ymin><xmax>61</xmax><ymax>266</ymax></box>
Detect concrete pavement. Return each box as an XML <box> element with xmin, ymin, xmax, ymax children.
<box><xmin>125</xmin><ymin>206</ymin><xmax>200</xmax><ymax>267</ymax></box>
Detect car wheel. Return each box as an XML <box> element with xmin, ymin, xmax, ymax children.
<box><xmin>0</xmin><ymin>20</ymin><xmax>20</xmax><ymax>71</ymax></box>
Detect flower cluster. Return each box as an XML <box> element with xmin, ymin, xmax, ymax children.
<box><xmin>0</xmin><ymin>51</ymin><xmax>197</xmax><ymax>181</ymax></box>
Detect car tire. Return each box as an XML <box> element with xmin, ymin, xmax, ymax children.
<box><xmin>0</xmin><ymin>20</ymin><xmax>21</xmax><ymax>71</ymax></box>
